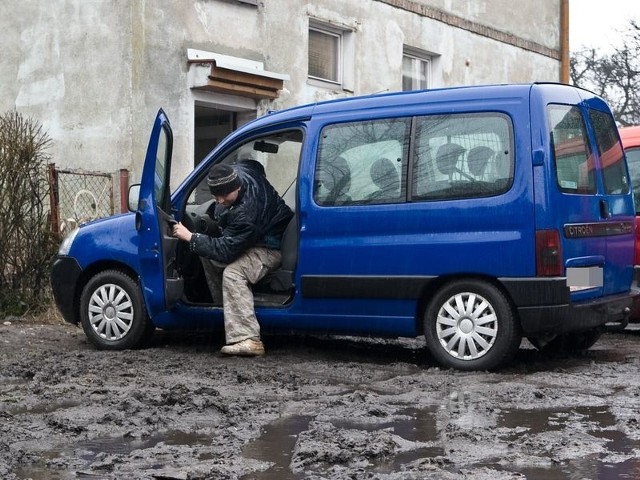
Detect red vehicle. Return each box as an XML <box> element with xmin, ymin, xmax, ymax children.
<box><xmin>619</xmin><ymin>125</ymin><xmax>640</xmax><ymax>321</ymax></box>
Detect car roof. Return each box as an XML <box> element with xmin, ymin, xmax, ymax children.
<box><xmin>238</xmin><ymin>82</ymin><xmax>594</xmax><ymax>132</ymax></box>
<box><xmin>619</xmin><ymin>125</ymin><xmax>640</xmax><ymax>149</ymax></box>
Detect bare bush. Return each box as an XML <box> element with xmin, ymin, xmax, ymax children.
<box><xmin>0</xmin><ymin>110</ymin><xmax>57</xmax><ymax>316</ymax></box>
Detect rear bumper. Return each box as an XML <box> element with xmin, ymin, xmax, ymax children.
<box><xmin>50</xmin><ymin>256</ymin><xmax>83</xmax><ymax>325</ymax></box>
<box><xmin>502</xmin><ymin>268</ymin><xmax>640</xmax><ymax>335</ymax></box>
<box><xmin>517</xmin><ymin>290</ymin><xmax>637</xmax><ymax>335</ymax></box>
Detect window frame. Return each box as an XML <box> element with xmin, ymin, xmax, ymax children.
<box><xmin>402</xmin><ymin>47</ymin><xmax>432</xmax><ymax>91</ymax></box>
<box><xmin>313</xmin><ymin>118</ymin><xmax>411</xmax><ymax>206</ymax></box>
<box><xmin>548</xmin><ymin>104</ymin><xmax>597</xmax><ymax>195</ymax></box>
<box><xmin>308</xmin><ymin>19</ymin><xmax>354</xmax><ymax>91</ymax></box>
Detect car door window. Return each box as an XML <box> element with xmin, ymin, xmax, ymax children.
<box><xmin>314</xmin><ymin>119</ymin><xmax>410</xmax><ymax>205</ymax></box>
<box><xmin>589</xmin><ymin>109</ymin><xmax>629</xmax><ymax>195</ymax></box>
<box><xmin>188</xmin><ymin>130</ymin><xmax>303</xmax><ymax>210</ymax></box>
<box><xmin>548</xmin><ymin>105</ymin><xmax>596</xmax><ymax>194</ymax></box>
<box><xmin>155</xmin><ymin>127</ymin><xmax>171</xmax><ymax>211</ymax></box>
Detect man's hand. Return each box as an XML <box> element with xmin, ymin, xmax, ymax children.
<box><xmin>172</xmin><ymin>222</ymin><xmax>193</xmax><ymax>242</ymax></box>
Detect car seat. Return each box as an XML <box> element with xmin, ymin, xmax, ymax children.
<box><xmin>367</xmin><ymin>158</ymin><xmax>400</xmax><ymax>202</ymax></box>
<box><xmin>467</xmin><ymin>146</ymin><xmax>494</xmax><ymax>179</ymax></box>
<box><xmin>436</xmin><ymin>143</ymin><xmax>466</xmax><ymax>181</ymax></box>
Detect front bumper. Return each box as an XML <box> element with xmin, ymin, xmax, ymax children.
<box><xmin>50</xmin><ymin>256</ymin><xmax>83</xmax><ymax>324</ymax></box>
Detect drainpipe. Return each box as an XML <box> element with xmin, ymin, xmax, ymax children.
<box><xmin>560</xmin><ymin>0</ymin><xmax>570</xmax><ymax>84</ymax></box>
<box><xmin>119</xmin><ymin>169</ymin><xmax>129</xmax><ymax>213</ymax></box>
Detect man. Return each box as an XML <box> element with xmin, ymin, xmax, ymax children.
<box><xmin>172</xmin><ymin>161</ymin><xmax>293</xmax><ymax>356</ymax></box>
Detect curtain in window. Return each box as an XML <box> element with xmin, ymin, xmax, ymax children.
<box><xmin>309</xmin><ymin>29</ymin><xmax>338</xmax><ymax>82</ymax></box>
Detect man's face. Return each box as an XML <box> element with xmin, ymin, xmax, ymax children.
<box><xmin>214</xmin><ymin>187</ymin><xmax>240</xmax><ymax>207</ymax></box>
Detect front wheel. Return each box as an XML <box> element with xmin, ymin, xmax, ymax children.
<box><xmin>80</xmin><ymin>270</ymin><xmax>154</xmax><ymax>350</ymax></box>
<box><xmin>424</xmin><ymin>280</ymin><xmax>521</xmax><ymax>371</ymax></box>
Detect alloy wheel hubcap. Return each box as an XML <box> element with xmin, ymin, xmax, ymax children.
<box><xmin>436</xmin><ymin>291</ymin><xmax>498</xmax><ymax>360</ymax></box>
<box><xmin>87</xmin><ymin>283</ymin><xmax>134</xmax><ymax>340</ymax></box>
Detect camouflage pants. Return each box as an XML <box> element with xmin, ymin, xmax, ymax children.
<box><xmin>200</xmin><ymin>247</ymin><xmax>282</xmax><ymax>344</ymax></box>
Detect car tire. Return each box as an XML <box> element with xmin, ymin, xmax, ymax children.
<box><xmin>424</xmin><ymin>280</ymin><xmax>521</xmax><ymax>371</ymax></box>
<box><xmin>80</xmin><ymin>270</ymin><xmax>155</xmax><ymax>350</ymax></box>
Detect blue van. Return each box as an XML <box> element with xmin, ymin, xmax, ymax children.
<box><xmin>51</xmin><ymin>83</ymin><xmax>639</xmax><ymax>371</ymax></box>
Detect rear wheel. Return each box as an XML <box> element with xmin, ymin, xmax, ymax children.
<box><xmin>80</xmin><ymin>270</ymin><xmax>154</xmax><ymax>350</ymax></box>
<box><xmin>424</xmin><ymin>280</ymin><xmax>521</xmax><ymax>371</ymax></box>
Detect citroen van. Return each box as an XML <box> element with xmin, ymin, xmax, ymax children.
<box><xmin>51</xmin><ymin>83</ymin><xmax>639</xmax><ymax>371</ymax></box>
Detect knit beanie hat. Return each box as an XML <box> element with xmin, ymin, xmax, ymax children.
<box><xmin>207</xmin><ymin>164</ymin><xmax>242</xmax><ymax>196</ymax></box>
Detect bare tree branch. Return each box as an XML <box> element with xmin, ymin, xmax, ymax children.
<box><xmin>571</xmin><ymin>20</ymin><xmax>640</xmax><ymax>126</ymax></box>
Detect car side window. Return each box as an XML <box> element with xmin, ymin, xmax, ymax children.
<box><xmin>314</xmin><ymin>119</ymin><xmax>410</xmax><ymax>205</ymax></box>
<box><xmin>155</xmin><ymin>126</ymin><xmax>172</xmax><ymax>211</ymax></box>
<box><xmin>625</xmin><ymin>147</ymin><xmax>640</xmax><ymax>213</ymax></box>
<box><xmin>412</xmin><ymin>113</ymin><xmax>514</xmax><ymax>200</ymax></box>
<box><xmin>548</xmin><ymin>105</ymin><xmax>596</xmax><ymax>194</ymax></box>
<box><xmin>187</xmin><ymin>130</ymin><xmax>303</xmax><ymax>209</ymax></box>
<box><xmin>589</xmin><ymin>109</ymin><xmax>629</xmax><ymax>195</ymax></box>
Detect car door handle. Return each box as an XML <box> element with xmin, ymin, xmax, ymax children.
<box><xmin>600</xmin><ymin>200</ymin><xmax>610</xmax><ymax>219</ymax></box>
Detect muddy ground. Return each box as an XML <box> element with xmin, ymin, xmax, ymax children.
<box><xmin>0</xmin><ymin>318</ymin><xmax>639</xmax><ymax>480</ymax></box>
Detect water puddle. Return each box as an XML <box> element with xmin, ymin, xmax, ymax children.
<box><xmin>11</xmin><ymin>405</ymin><xmax>640</xmax><ymax>479</ymax></box>
<box><xmin>8</xmin><ymin>399</ymin><xmax>81</xmax><ymax>416</ymax></box>
<box><xmin>241</xmin><ymin>415</ymin><xmax>313</xmax><ymax>480</ymax></box>
<box><xmin>482</xmin><ymin>405</ymin><xmax>640</xmax><ymax>479</ymax></box>
<box><xmin>331</xmin><ymin>406</ymin><xmax>439</xmax><ymax>443</ymax></box>
<box><xmin>240</xmin><ymin>408</ymin><xmax>443</xmax><ymax>479</ymax></box>
<box><xmin>13</xmin><ymin>429</ymin><xmax>211</xmax><ymax>480</ymax></box>
<box><xmin>240</xmin><ymin>405</ymin><xmax>640</xmax><ymax>479</ymax></box>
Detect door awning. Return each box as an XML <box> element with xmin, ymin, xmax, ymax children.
<box><xmin>187</xmin><ymin>49</ymin><xmax>289</xmax><ymax>99</ymax></box>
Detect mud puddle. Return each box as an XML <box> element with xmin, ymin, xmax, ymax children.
<box><xmin>2</xmin><ymin>322</ymin><xmax>640</xmax><ymax>479</ymax></box>
<box><xmin>13</xmin><ymin>430</ymin><xmax>212</xmax><ymax>480</ymax></box>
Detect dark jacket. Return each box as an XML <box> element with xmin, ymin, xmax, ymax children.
<box><xmin>190</xmin><ymin>161</ymin><xmax>293</xmax><ymax>264</ymax></box>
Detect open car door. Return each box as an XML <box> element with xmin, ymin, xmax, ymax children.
<box><xmin>136</xmin><ymin>109</ymin><xmax>183</xmax><ymax>318</ymax></box>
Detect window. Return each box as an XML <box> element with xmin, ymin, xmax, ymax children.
<box><xmin>412</xmin><ymin>113</ymin><xmax>514</xmax><ymax>200</ymax></box>
<box><xmin>314</xmin><ymin>113</ymin><xmax>513</xmax><ymax>206</ymax></box>
<box><xmin>308</xmin><ymin>20</ymin><xmax>354</xmax><ymax>90</ymax></box>
<box><xmin>548</xmin><ymin>105</ymin><xmax>596</xmax><ymax>194</ymax></box>
<box><xmin>155</xmin><ymin>126</ymin><xmax>172</xmax><ymax>211</ymax></box>
<box><xmin>188</xmin><ymin>130</ymin><xmax>303</xmax><ymax>209</ymax></box>
<box><xmin>403</xmin><ymin>48</ymin><xmax>432</xmax><ymax>91</ymax></box>
<box><xmin>625</xmin><ymin>147</ymin><xmax>640</xmax><ymax>213</ymax></box>
<box><xmin>314</xmin><ymin>119</ymin><xmax>410</xmax><ymax>206</ymax></box>
<box><xmin>309</xmin><ymin>28</ymin><xmax>340</xmax><ymax>83</ymax></box>
<box><xmin>589</xmin><ymin>109</ymin><xmax>629</xmax><ymax>195</ymax></box>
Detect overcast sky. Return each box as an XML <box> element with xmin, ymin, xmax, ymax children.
<box><xmin>569</xmin><ymin>0</ymin><xmax>639</xmax><ymax>52</ymax></box>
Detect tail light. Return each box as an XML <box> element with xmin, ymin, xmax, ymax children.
<box><xmin>536</xmin><ymin>229</ymin><xmax>562</xmax><ymax>276</ymax></box>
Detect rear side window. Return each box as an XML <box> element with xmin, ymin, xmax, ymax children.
<box><xmin>625</xmin><ymin>147</ymin><xmax>640</xmax><ymax>213</ymax></box>
<box><xmin>548</xmin><ymin>105</ymin><xmax>595</xmax><ymax>194</ymax></box>
<box><xmin>412</xmin><ymin>113</ymin><xmax>514</xmax><ymax>200</ymax></box>
<box><xmin>589</xmin><ymin>109</ymin><xmax>629</xmax><ymax>195</ymax></box>
<box><xmin>314</xmin><ymin>119</ymin><xmax>410</xmax><ymax>205</ymax></box>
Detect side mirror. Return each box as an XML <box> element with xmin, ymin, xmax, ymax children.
<box><xmin>128</xmin><ymin>184</ymin><xmax>140</xmax><ymax>212</ymax></box>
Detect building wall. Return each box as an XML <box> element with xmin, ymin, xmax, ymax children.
<box><xmin>0</xmin><ymin>0</ymin><xmax>561</xmax><ymax>188</ymax></box>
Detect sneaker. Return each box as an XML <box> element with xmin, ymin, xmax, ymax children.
<box><xmin>220</xmin><ymin>338</ymin><xmax>265</xmax><ymax>357</ymax></box>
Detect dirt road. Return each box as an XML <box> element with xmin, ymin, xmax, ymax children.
<box><xmin>1</xmin><ymin>318</ymin><xmax>639</xmax><ymax>479</ymax></box>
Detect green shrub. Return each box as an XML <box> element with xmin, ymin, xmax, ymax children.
<box><xmin>0</xmin><ymin>110</ymin><xmax>58</xmax><ymax>316</ymax></box>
